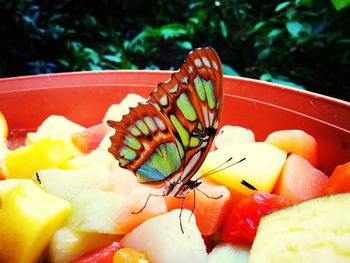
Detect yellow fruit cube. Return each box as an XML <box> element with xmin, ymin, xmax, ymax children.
<box><xmin>0</xmin><ymin>179</ymin><xmax>71</xmax><ymax>263</ymax></box>
<box><xmin>201</xmin><ymin>142</ymin><xmax>287</xmax><ymax>195</ymax></box>
<box><xmin>5</xmin><ymin>138</ymin><xmax>74</xmax><ymax>179</ymax></box>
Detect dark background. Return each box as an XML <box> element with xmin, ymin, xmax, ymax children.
<box><xmin>0</xmin><ymin>0</ymin><xmax>349</xmax><ymax>101</ymax></box>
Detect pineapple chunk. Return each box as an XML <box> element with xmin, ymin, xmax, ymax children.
<box><xmin>201</xmin><ymin>142</ymin><xmax>287</xmax><ymax>195</ymax></box>
<box><xmin>0</xmin><ymin>179</ymin><xmax>70</xmax><ymax>263</ymax></box>
<box><xmin>250</xmin><ymin>193</ymin><xmax>350</xmax><ymax>263</ymax></box>
<box><xmin>49</xmin><ymin>227</ymin><xmax>121</xmax><ymax>263</ymax></box>
<box><xmin>60</xmin><ymin>149</ymin><xmax>115</xmax><ymax>170</ymax></box>
<box><xmin>5</xmin><ymin>138</ymin><xmax>74</xmax><ymax>179</ymax></box>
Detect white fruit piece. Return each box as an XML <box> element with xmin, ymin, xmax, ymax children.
<box><xmin>214</xmin><ymin>125</ymin><xmax>255</xmax><ymax>149</ymax></box>
<box><xmin>34</xmin><ymin>164</ymin><xmax>112</xmax><ymax>201</ymax></box>
<box><xmin>208</xmin><ymin>243</ymin><xmax>250</xmax><ymax>263</ymax></box>
<box><xmin>64</xmin><ymin>189</ymin><xmax>126</xmax><ymax>234</ymax></box>
<box><xmin>48</xmin><ymin>227</ymin><xmax>121</xmax><ymax>263</ymax></box>
<box><xmin>250</xmin><ymin>193</ymin><xmax>350</xmax><ymax>263</ymax></box>
<box><xmin>103</xmin><ymin>94</ymin><xmax>146</xmax><ymax>123</ymax></box>
<box><xmin>98</xmin><ymin>130</ymin><xmax>115</xmax><ymax>153</ymax></box>
<box><xmin>121</xmin><ymin>209</ymin><xmax>208</xmax><ymax>263</ymax></box>
<box><xmin>60</xmin><ymin>148</ymin><xmax>115</xmax><ymax>170</ymax></box>
<box><xmin>200</xmin><ymin>142</ymin><xmax>287</xmax><ymax>195</ymax></box>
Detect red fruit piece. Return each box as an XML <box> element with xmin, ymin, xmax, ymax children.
<box><xmin>71</xmin><ymin>123</ymin><xmax>110</xmax><ymax>153</ymax></box>
<box><xmin>265</xmin><ymin>129</ymin><xmax>318</xmax><ymax>167</ymax></box>
<box><xmin>72</xmin><ymin>242</ymin><xmax>123</xmax><ymax>263</ymax></box>
<box><xmin>222</xmin><ymin>191</ymin><xmax>290</xmax><ymax>244</ymax></box>
<box><xmin>166</xmin><ymin>179</ymin><xmax>233</xmax><ymax>236</ymax></box>
<box><xmin>326</xmin><ymin>161</ymin><xmax>350</xmax><ymax>194</ymax></box>
<box><xmin>273</xmin><ymin>154</ymin><xmax>329</xmax><ymax>204</ymax></box>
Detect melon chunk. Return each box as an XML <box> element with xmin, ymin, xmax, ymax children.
<box><xmin>34</xmin><ymin>164</ymin><xmax>112</xmax><ymax>201</ymax></box>
<box><xmin>265</xmin><ymin>129</ymin><xmax>318</xmax><ymax>167</ymax></box>
<box><xmin>208</xmin><ymin>243</ymin><xmax>250</xmax><ymax>263</ymax></box>
<box><xmin>250</xmin><ymin>193</ymin><xmax>350</xmax><ymax>263</ymax></box>
<box><xmin>48</xmin><ymin>227</ymin><xmax>121</xmax><ymax>263</ymax></box>
<box><xmin>115</xmin><ymin>186</ymin><xmax>167</xmax><ymax>234</ymax></box>
<box><xmin>201</xmin><ymin>142</ymin><xmax>287</xmax><ymax>195</ymax></box>
<box><xmin>214</xmin><ymin>125</ymin><xmax>255</xmax><ymax>149</ymax></box>
<box><xmin>272</xmin><ymin>154</ymin><xmax>329</xmax><ymax>204</ymax></box>
<box><xmin>64</xmin><ymin>189</ymin><xmax>126</xmax><ymax>234</ymax></box>
<box><xmin>121</xmin><ymin>209</ymin><xmax>207</xmax><ymax>263</ymax></box>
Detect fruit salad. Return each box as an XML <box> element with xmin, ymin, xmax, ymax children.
<box><xmin>0</xmin><ymin>94</ymin><xmax>349</xmax><ymax>263</ymax></box>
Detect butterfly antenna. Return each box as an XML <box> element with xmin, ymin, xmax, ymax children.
<box><xmin>197</xmin><ymin>157</ymin><xmax>246</xmax><ymax>181</ymax></box>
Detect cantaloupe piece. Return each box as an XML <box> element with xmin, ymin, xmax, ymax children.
<box><xmin>166</xmin><ymin>180</ymin><xmax>232</xmax><ymax>236</ymax></box>
<box><xmin>115</xmin><ymin>186</ymin><xmax>167</xmax><ymax>234</ymax></box>
<box><xmin>249</xmin><ymin>193</ymin><xmax>350</xmax><ymax>263</ymax></box>
<box><xmin>326</xmin><ymin>161</ymin><xmax>350</xmax><ymax>194</ymax></box>
<box><xmin>121</xmin><ymin>209</ymin><xmax>208</xmax><ymax>263</ymax></box>
<box><xmin>110</xmin><ymin>162</ymin><xmax>141</xmax><ymax>196</ymax></box>
<box><xmin>201</xmin><ymin>142</ymin><xmax>287</xmax><ymax>195</ymax></box>
<box><xmin>272</xmin><ymin>154</ymin><xmax>329</xmax><ymax>204</ymax></box>
<box><xmin>265</xmin><ymin>129</ymin><xmax>318</xmax><ymax>167</ymax></box>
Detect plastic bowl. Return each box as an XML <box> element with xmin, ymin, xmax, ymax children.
<box><xmin>0</xmin><ymin>70</ymin><xmax>349</xmax><ymax>175</ymax></box>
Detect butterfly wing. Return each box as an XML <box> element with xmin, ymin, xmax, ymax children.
<box><xmin>108</xmin><ymin>47</ymin><xmax>223</xmax><ymax>196</ymax></box>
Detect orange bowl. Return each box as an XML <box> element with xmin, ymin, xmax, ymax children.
<box><xmin>0</xmin><ymin>70</ymin><xmax>349</xmax><ymax>175</ymax></box>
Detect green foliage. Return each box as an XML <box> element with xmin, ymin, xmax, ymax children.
<box><xmin>0</xmin><ymin>0</ymin><xmax>349</xmax><ymax>100</ymax></box>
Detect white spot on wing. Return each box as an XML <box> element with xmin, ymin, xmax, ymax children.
<box><xmin>182</xmin><ymin>76</ymin><xmax>189</xmax><ymax>84</ymax></box>
<box><xmin>160</xmin><ymin>95</ymin><xmax>168</xmax><ymax>106</ymax></box>
<box><xmin>188</xmin><ymin>65</ymin><xmax>193</xmax><ymax>73</ymax></box>
<box><xmin>169</xmin><ymin>84</ymin><xmax>179</xmax><ymax>94</ymax></box>
<box><xmin>203</xmin><ymin>57</ymin><xmax>211</xmax><ymax>68</ymax></box>
<box><xmin>195</xmin><ymin>58</ymin><xmax>202</xmax><ymax>67</ymax></box>
<box><xmin>154</xmin><ymin>117</ymin><xmax>167</xmax><ymax>131</ymax></box>
<box><xmin>180</xmin><ymin>151</ymin><xmax>201</xmax><ymax>181</ymax></box>
<box><xmin>209</xmin><ymin>112</ymin><xmax>215</xmax><ymax>126</ymax></box>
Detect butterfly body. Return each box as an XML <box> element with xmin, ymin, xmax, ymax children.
<box><xmin>108</xmin><ymin>47</ymin><xmax>223</xmax><ymax>197</ymax></box>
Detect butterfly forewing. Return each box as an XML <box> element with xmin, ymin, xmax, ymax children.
<box><xmin>108</xmin><ymin>47</ymin><xmax>223</xmax><ymax>196</ymax></box>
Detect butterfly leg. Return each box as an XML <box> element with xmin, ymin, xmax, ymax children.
<box><xmin>132</xmin><ymin>193</ymin><xmax>165</xmax><ymax>214</ymax></box>
<box><xmin>196</xmin><ymin>187</ymin><xmax>223</xmax><ymax>199</ymax></box>
<box><xmin>175</xmin><ymin>195</ymin><xmax>186</xmax><ymax>234</ymax></box>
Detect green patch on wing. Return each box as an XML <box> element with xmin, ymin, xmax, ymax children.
<box><xmin>170</xmin><ymin>114</ymin><xmax>189</xmax><ymax>148</ymax></box>
<box><xmin>136</xmin><ymin>142</ymin><xmax>181</xmax><ymax>182</ymax></box>
<box><xmin>194</xmin><ymin>75</ymin><xmax>216</xmax><ymax>109</ymax></box>
<box><xmin>177</xmin><ymin>93</ymin><xmax>197</xmax><ymax>122</ymax></box>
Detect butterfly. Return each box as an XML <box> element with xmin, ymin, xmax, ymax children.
<box><xmin>108</xmin><ymin>47</ymin><xmax>223</xmax><ymax>197</ymax></box>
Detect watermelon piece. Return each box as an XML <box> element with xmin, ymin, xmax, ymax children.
<box><xmin>272</xmin><ymin>154</ymin><xmax>329</xmax><ymax>204</ymax></box>
<box><xmin>166</xmin><ymin>180</ymin><xmax>233</xmax><ymax>236</ymax></box>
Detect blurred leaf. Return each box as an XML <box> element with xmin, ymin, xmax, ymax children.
<box><xmin>258</xmin><ymin>48</ymin><xmax>271</xmax><ymax>61</ymax></box>
<box><xmin>300</xmin><ymin>0</ymin><xmax>312</xmax><ymax>7</ymax></box>
<box><xmin>222</xmin><ymin>64</ymin><xmax>240</xmax><ymax>76</ymax></box>
<box><xmin>83</xmin><ymin>48</ymin><xmax>100</xmax><ymax>64</ymax></box>
<box><xmin>103</xmin><ymin>54</ymin><xmax>122</xmax><ymax>63</ymax></box>
<box><xmin>286</xmin><ymin>21</ymin><xmax>303</xmax><ymax>37</ymax></box>
<box><xmin>260</xmin><ymin>73</ymin><xmax>305</xmax><ymax>89</ymax></box>
<box><xmin>267</xmin><ymin>29</ymin><xmax>283</xmax><ymax>38</ymax></box>
<box><xmin>220</xmin><ymin>20</ymin><xmax>228</xmax><ymax>38</ymax></box>
<box><xmin>275</xmin><ymin>2</ymin><xmax>291</xmax><ymax>12</ymax></box>
<box><xmin>159</xmin><ymin>23</ymin><xmax>187</xmax><ymax>39</ymax></box>
<box><xmin>330</xmin><ymin>0</ymin><xmax>350</xmax><ymax>10</ymax></box>
<box><xmin>177</xmin><ymin>41</ymin><xmax>193</xmax><ymax>49</ymax></box>
<box><xmin>88</xmin><ymin>63</ymin><xmax>102</xmax><ymax>71</ymax></box>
